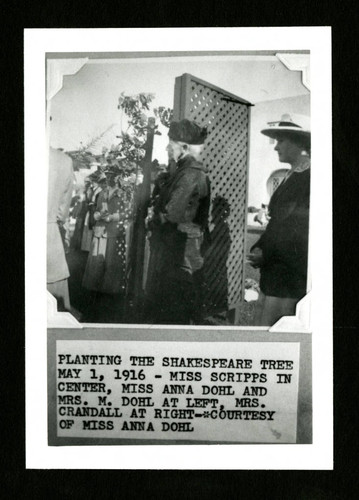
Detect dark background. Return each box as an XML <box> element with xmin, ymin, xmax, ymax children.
<box><xmin>3</xmin><ymin>1</ymin><xmax>359</xmax><ymax>498</ymax></box>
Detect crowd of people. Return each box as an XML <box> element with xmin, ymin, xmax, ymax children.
<box><xmin>47</xmin><ymin>113</ymin><xmax>311</xmax><ymax>326</ymax></box>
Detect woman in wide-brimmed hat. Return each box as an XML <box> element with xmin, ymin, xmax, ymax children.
<box><xmin>247</xmin><ymin>113</ymin><xmax>311</xmax><ymax>326</ymax></box>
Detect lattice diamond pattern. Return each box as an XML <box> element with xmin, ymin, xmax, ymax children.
<box><xmin>176</xmin><ymin>76</ymin><xmax>249</xmax><ymax>312</ymax></box>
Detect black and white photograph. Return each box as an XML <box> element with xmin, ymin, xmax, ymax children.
<box><xmin>25</xmin><ymin>28</ymin><xmax>332</xmax><ymax>469</ymax></box>
<box><xmin>46</xmin><ymin>52</ymin><xmax>311</xmax><ymax>328</ymax></box>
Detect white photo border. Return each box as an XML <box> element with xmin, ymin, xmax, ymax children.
<box><xmin>25</xmin><ymin>27</ymin><xmax>332</xmax><ymax>469</ymax></box>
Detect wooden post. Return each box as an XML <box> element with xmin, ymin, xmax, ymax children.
<box><xmin>130</xmin><ymin>117</ymin><xmax>155</xmax><ymax>319</ymax></box>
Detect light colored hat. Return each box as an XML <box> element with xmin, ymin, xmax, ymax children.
<box><xmin>89</xmin><ymin>160</ymin><xmax>101</xmax><ymax>167</ymax></box>
<box><xmin>261</xmin><ymin>113</ymin><xmax>310</xmax><ymax>139</ymax></box>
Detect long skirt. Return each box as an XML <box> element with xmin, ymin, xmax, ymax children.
<box><xmin>148</xmin><ymin>268</ymin><xmax>204</xmax><ymax>325</ymax></box>
<box><xmin>71</xmin><ymin>216</ymin><xmax>85</xmax><ymax>250</ymax></box>
<box><xmin>82</xmin><ymin>234</ymin><xmax>126</xmax><ymax>294</ymax></box>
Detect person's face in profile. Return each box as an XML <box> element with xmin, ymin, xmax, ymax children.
<box><xmin>274</xmin><ymin>137</ymin><xmax>302</xmax><ymax>164</ymax></box>
<box><xmin>166</xmin><ymin>140</ymin><xmax>185</xmax><ymax>162</ymax></box>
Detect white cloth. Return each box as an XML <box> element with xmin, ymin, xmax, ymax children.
<box><xmin>47</xmin><ymin>148</ymin><xmax>74</xmax><ymax>283</ymax></box>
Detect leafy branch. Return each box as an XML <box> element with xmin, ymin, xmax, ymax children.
<box><xmin>67</xmin><ymin>93</ymin><xmax>173</xmax><ymax>185</ymax></box>
<box><xmin>153</xmin><ymin>106</ymin><xmax>173</xmax><ymax>128</ymax></box>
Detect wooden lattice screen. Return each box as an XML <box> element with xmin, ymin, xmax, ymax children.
<box><xmin>173</xmin><ymin>74</ymin><xmax>252</xmax><ymax>314</ymax></box>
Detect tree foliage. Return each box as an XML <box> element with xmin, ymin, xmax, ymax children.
<box><xmin>67</xmin><ymin>93</ymin><xmax>173</xmax><ymax>195</ymax></box>
<box><xmin>153</xmin><ymin>106</ymin><xmax>174</xmax><ymax>128</ymax></box>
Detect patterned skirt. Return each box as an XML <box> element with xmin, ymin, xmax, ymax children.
<box><xmin>82</xmin><ymin>233</ymin><xmax>127</xmax><ymax>294</ymax></box>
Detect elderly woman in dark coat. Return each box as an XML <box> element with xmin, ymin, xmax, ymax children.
<box><xmin>247</xmin><ymin>114</ymin><xmax>311</xmax><ymax>326</ymax></box>
<box><xmin>146</xmin><ymin>119</ymin><xmax>211</xmax><ymax>324</ymax></box>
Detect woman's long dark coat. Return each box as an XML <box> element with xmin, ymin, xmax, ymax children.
<box><xmin>252</xmin><ymin>163</ymin><xmax>310</xmax><ymax>299</ymax></box>
<box><xmin>146</xmin><ymin>155</ymin><xmax>211</xmax><ymax>323</ymax></box>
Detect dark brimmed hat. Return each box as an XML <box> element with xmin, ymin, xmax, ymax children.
<box><xmin>97</xmin><ymin>173</ymin><xmax>107</xmax><ymax>183</ymax></box>
<box><xmin>103</xmin><ymin>165</ymin><xmax>122</xmax><ymax>177</ymax></box>
<box><xmin>89</xmin><ymin>171</ymin><xmax>106</xmax><ymax>183</ymax></box>
<box><xmin>261</xmin><ymin>113</ymin><xmax>310</xmax><ymax>139</ymax></box>
<box><xmin>168</xmin><ymin>119</ymin><xmax>207</xmax><ymax>145</ymax></box>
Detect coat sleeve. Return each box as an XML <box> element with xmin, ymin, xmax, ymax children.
<box><xmin>95</xmin><ymin>191</ymin><xmax>106</xmax><ymax>211</ymax></box>
<box><xmin>254</xmin><ymin>172</ymin><xmax>310</xmax><ymax>269</ymax></box>
<box><xmin>165</xmin><ymin>170</ymin><xmax>201</xmax><ymax>224</ymax></box>
<box><xmin>57</xmin><ymin>157</ymin><xmax>74</xmax><ymax>223</ymax></box>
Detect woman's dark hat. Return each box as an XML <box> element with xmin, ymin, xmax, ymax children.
<box><xmin>103</xmin><ymin>165</ymin><xmax>122</xmax><ymax>177</ymax></box>
<box><xmin>89</xmin><ymin>171</ymin><xmax>106</xmax><ymax>182</ymax></box>
<box><xmin>97</xmin><ymin>173</ymin><xmax>107</xmax><ymax>183</ymax></box>
<box><xmin>168</xmin><ymin>119</ymin><xmax>207</xmax><ymax>145</ymax></box>
<box><xmin>261</xmin><ymin>113</ymin><xmax>310</xmax><ymax>139</ymax></box>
